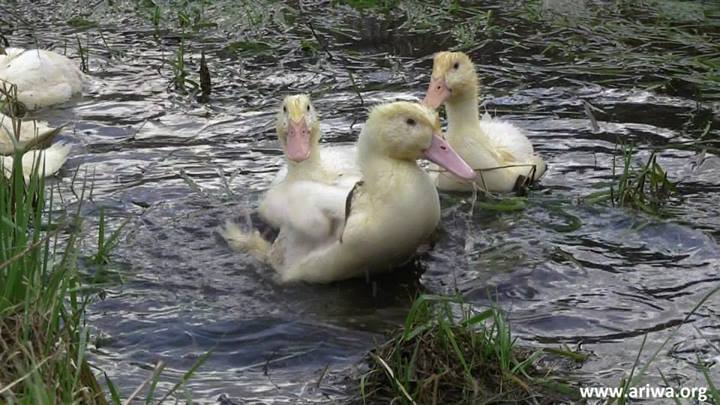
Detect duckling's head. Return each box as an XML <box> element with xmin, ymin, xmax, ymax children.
<box><xmin>423</xmin><ymin>51</ymin><xmax>477</xmax><ymax>109</ymax></box>
<box><xmin>276</xmin><ymin>94</ymin><xmax>320</xmax><ymax>163</ymax></box>
<box><xmin>361</xmin><ymin>102</ymin><xmax>475</xmax><ymax>180</ymax></box>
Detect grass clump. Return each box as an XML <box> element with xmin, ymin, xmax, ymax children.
<box><xmin>609</xmin><ymin>144</ymin><xmax>678</xmax><ymax>213</ymax></box>
<box><xmin>587</xmin><ymin>143</ymin><xmax>680</xmax><ymax>215</ymax></box>
<box><xmin>0</xmin><ymin>84</ymin><xmax>208</xmax><ymax>403</ymax></box>
<box><xmin>0</xmin><ymin>89</ymin><xmax>105</xmax><ymax>403</ymax></box>
<box><xmin>361</xmin><ymin>295</ymin><xmax>582</xmax><ymax>404</ymax></box>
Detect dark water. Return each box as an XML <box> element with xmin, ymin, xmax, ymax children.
<box><xmin>4</xmin><ymin>0</ymin><xmax>720</xmax><ymax>403</ymax></box>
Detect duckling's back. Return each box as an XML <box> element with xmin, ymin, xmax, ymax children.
<box><xmin>0</xmin><ymin>49</ymin><xmax>85</xmax><ymax>109</ymax></box>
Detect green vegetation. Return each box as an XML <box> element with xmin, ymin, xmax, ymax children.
<box><xmin>518</xmin><ymin>1</ymin><xmax>720</xmax><ymax>105</ymax></box>
<box><xmin>474</xmin><ymin>195</ymin><xmax>528</xmax><ymax>213</ymax></box>
<box><xmin>91</xmin><ymin>208</ymin><xmax>127</xmax><ymax>266</ymax></box>
<box><xmin>451</xmin><ymin>10</ymin><xmax>496</xmax><ymax>50</ymax></box>
<box><xmin>586</xmin><ymin>143</ymin><xmax>679</xmax><ymax>215</ymax></box>
<box><xmin>0</xmin><ymin>84</ymin><xmax>208</xmax><ymax>403</ymax></box>
<box><xmin>334</xmin><ymin>0</ymin><xmax>399</xmax><ymax>12</ymax></box>
<box><xmin>361</xmin><ymin>295</ymin><xmax>583</xmax><ymax>404</ymax></box>
<box><xmin>609</xmin><ymin>145</ymin><xmax>678</xmax><ymax>213</ymax></box>
<box><xmin>169</xmin><ymin>39</ymin><xmax>198</xmax><ymax>92</ymax></box>
<box><xmin>0</xmin><ymin>86</ymin><xmax>104</xmax><ymax>403</ymax></box>
<box><xmin>66</xmin><ymin>16</ymin><xmax>98</xmax><ymax>29</ymax></box>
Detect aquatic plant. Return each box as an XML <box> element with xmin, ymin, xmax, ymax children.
<box><xmin>361</xmin><ymin>294</ymin><xmax>583</xmax><ymax>404</ymax></box>
<box><xmin>169</xmin><ymin>38</ymin><xmax>200</xmax><ymax>93</ymax></box>
<box><xmin>586</xmin><ymin>143</ymin><xmax>679</xmax><ymax>215</ymax></box>
<box><xmin>516</xmin><ymin>0</ymin><xmax>720</xmax><ymax>104</ymax></box>
<box><xmin>611</xmin><ymin>144</ymin><xmax>678</xmax><ymax>213</ymax></box>
<box><xmin>336</xmin><ymin>0</ymin><xmax>400</xmax><ymax>13</ymax></box>
<box><xmin>75</xmin><ymin>34</ymin><xmax>89</xmax><ymax>73</ymax></box>
<box><xmin>451</xmin><ymin>10</ymin><xmax>495</xmax><ymax>49</ymax></box>
<box><xmin>91</xmin><ymin>208</ymin><xmax>127</xmax><ymax>265</ymax></box>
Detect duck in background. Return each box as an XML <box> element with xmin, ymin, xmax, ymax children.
<box><xmin>0</xmin><ymin>113</ymin><xmax>70</xmax><ymax>179</ymax></box>
<box><xmin>223</xmin><ymin>101</ymin><xmax>475</xmax><ymax>283</ymax></box>
<box><xmin>260</xmin><ymin>94</ymin><xmax>360</xmax><ymax>231</ymax></box>
<box><xmin>423</xmin><ymin>51</ymin><xmax>546</xmax><ymax>193</ymax></box>
<box><xmin>0</xmin><ymin>47</ymin><xmax>86</xmax><ymax>110</ymax></box>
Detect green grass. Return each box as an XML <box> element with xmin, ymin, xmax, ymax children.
<box><xmin>0</xmin><ymin>85</ymin><xmax>208</xmax><ymax>403</ymax></box>
<box><xmin>0</xmin><ymin>87</ymin><xmax>105</xmax><ymax>403</ymax></box>
<box><xmin>361</xmin><ymin>294</ymin><xmax>584</xmax><ymax>404</ymax></box>
<box><xmin>92</xmin><ymin>208</ymin><xmax>127</xmax><ymax>266</ymax></box>
<box><xmin>586</xmin><ymin>143</ymin><xmax>679</xmax><ymax>215</ymax></box>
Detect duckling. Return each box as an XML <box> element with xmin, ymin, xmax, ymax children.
<box><xmin>222</xmin><ymin>102</ymin><xmax>475</xmax><ymax>283</ymax></box>
<box><xmin>259</xmin><ymin>94</ymin><xmax>360</xmax><ymax>231</ymax></box>
<box><xmin>0</xmin><ymin>113</ymin><xmax>70</xmax><ymax>179</ymax></box>
<box><xmin>0</xmin><ymin>48</ymin><xmax>85</xmax><ymax>110</ymax></box>
<box><xmin>423</xmin><ymin>51</ymin><xmax>546</xmax><ymax>192</ymax></box>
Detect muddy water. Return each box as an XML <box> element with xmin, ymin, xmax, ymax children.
<box><xmin>4</xmin><ymin>0</ymin><xmax>720</xmax><ymax>403</ymax></box>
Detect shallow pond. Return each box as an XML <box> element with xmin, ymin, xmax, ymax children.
<box><xmin>4</xmin><ymin>0</ymin><xmax>720</xmax><ymax>403</ymax></box>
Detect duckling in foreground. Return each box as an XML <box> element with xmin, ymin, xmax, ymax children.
<box><xmin>0</xmin><ymin>48</ymin><xmax>85</xmax><ymax>110</ymax></box>
<box><xmin>0</xmin><ymin>113</ymin><xmax>70</xmax><ymax>179</ymax></box>
<box><xmin>423</xmin><ymin>51</ymin><xmax>546</xmax><ymax>192</ymax></box>
<box><xmin>222</xmin><ymin>102</ymin><xmax>475</xmax><ymax>283</ymax></box>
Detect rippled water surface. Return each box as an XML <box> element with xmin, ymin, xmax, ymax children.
<box><xmin>4</xmin><ymin>0</ymin><xmax>720</xmax><ymax>402</ymax></box>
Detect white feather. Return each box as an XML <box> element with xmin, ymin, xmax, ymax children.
<box><xmin>0</xmin><ymin>48</ymin><xmax>86</xmax><ymax>109</ymax></box>
<box><xmin>1</xmin><ymin>142</ymin><xmax>70</xmax><ymax>179</ymax></box>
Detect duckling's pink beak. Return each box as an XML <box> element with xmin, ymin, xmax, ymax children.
<box><xmin>424</xmin><ymin>133</ymin><xmax>475</xmax><ymax>181</ymax></box>
<box><xmin>423</xmin><ymin>77</ymin><xmax>451</xmax><ymax>109</ymax></box>
<box><xmin>286</xmin><ymin>119</ymin><xmax>311</xmax><ymax>162</ymax></box>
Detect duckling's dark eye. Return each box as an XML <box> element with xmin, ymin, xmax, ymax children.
<box><xmin>406</xmin><ymin>118</ymin><xmax>416</xmax><ymax>126</ymax></box>
<box><xmin>306</xmin><ymin>105</ymin><xmax>310</xmax><ymax>112</ymax></box>
<box><xmin>453</xmin><ymin>62</ymin><xmax>459</xmax><ymax>70</ymax></box>
<box><xmin>283</xmin><ymin>106</ymin><xmax>287</xmax><ymax>113</ymax></box>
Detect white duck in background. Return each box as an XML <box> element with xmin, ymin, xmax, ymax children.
<box><xmin>423</xmin><ymin>51</ymin><xmax>546</xmax><ymax>193</ymax></box>
<box><xmin>260</xmin><ymin>94</ymin><xmax>360</xmax><ymax>231</ymax></box>
<box><xmin>0</xmin><ymin>48</ymin><xmax>85</xmax><ymax>110</ymax></box>
<box><xmin>223</xmin><ymin>101</ymin><xmax>475</xmax><ymax>283</ymax></box>
<box><xmin>0</xmin><ymin>113</ymin><xmax>70</xmax><ymax>179</ymax></box>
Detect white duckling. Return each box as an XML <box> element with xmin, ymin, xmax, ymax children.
<box><xmin>0</xmin><ymin>113</ymin><xmax>70</xmax><ymax>179</ymax></box>
<box><xmin>223</xmin><ymin>102</ymin><xmax>475</xmax><ymax>283</ymax></box>
<box><xmin>259</xmin><ymin>94</ymin><xmax>360</xmax><ymax>231</ymax></box>
<box><xmin>423</xmin><ymin>51</ymin><xmax>546</xmax><ymax>193</ymax></box>
<box><xmin>0</xmin><ymin>48</ymin><xmax>85</xmax><ymax>110</ymax></box>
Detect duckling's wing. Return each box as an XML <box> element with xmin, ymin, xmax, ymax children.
<box><xmin>0</xmin><ymin>49</ymin><xmax>84</xmax><ymax>109</ymax></box>
<box><xmin>480</xmin><ymin>118</ymin><xmax>534</xmax><ymax>162</ymax></box>
<box><xmin>340</xmin><ymin>180</ymin><xmax>364</xmax><ymax>243</ymax></box>
<box><xmin>279</xmin><ymin>193</ymin><xmax>372</xmax><ymax>283</ymax></box>
<box><xmin>17</xmin><ymin>83</ymin><xmax>75</xmax><ymax>111</ymax></box>
<box><xmin>1</xmin><ymin>142</ymin><xmax>70</xmax><ymax>179</ymax></box>
<box><xmin>261</xmin><ymin>180</ymin><xmax>349</xmax><ymax>242</ymax></box>
<box><xmin>27</xmin><ymin>142</ymin><xmax>70</xmax><ymax>177</ymax></box>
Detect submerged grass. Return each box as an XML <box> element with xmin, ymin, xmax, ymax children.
<box><xmin>361</xmin><ymin>294</ymin><xmax>583</xmax><ymax>404</ymax></box>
